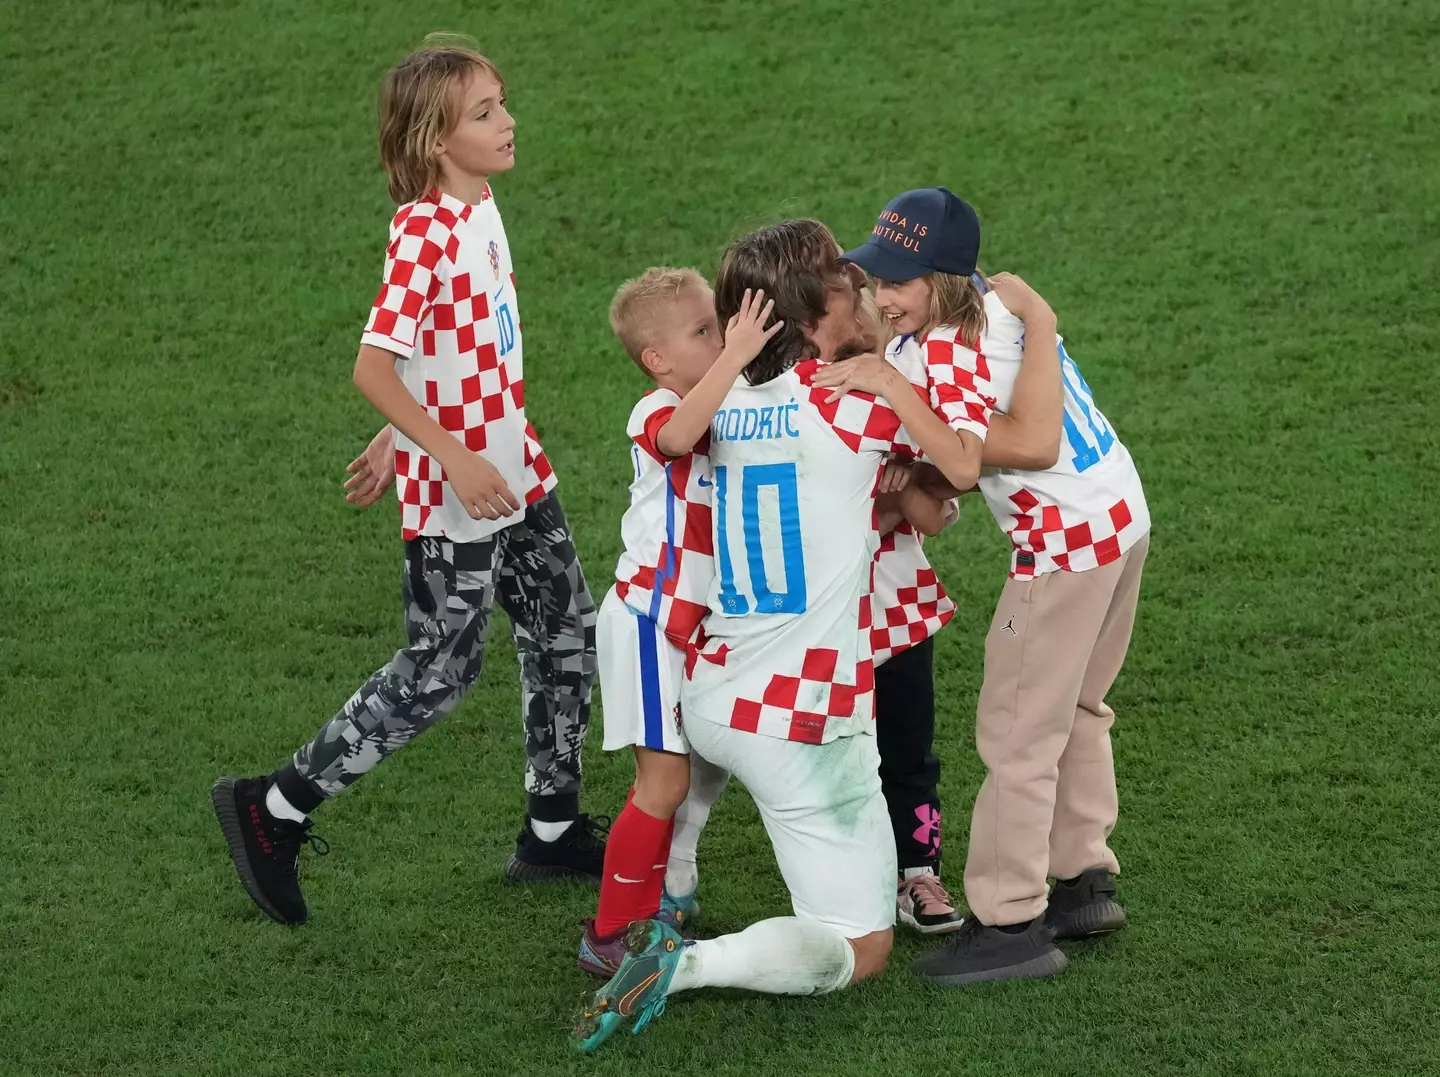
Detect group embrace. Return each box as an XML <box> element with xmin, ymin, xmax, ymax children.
<box><xmin>208</xmin><ymin>36</ymin><xmax>1150</xmax><ymax>1053</ymax></box>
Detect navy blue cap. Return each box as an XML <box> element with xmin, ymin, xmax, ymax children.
<box><xmin>840</xmin><ymin>187</ymin><xmax>981</xmax><ymax>282</ymax></box>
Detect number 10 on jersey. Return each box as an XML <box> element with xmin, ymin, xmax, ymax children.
<box><xmin>714</xmin><ymin>462</ymin><xmax>808</xmax><ymax>616</ymax></box>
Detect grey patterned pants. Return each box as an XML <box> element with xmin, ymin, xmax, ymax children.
<box><xmin>273</xmin><ymin>492</ymin><xmax>598</xmax><ymax>822</ymax></box>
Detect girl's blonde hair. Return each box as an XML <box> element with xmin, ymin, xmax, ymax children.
<box><xmin>378</xmin><ymin>33</ymin><xmax>506</xmax><ymax>205</ymax></box>
<box><xmin>921</xmin><ymin>270</ymin><xmax>988</xmax><ymax>345</ymax></box>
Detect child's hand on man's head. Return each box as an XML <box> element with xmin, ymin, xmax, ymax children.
<box><xmin>722</xmin><ymin>288</ymin><xmax>784</xmax><ymax>363</ymax></box>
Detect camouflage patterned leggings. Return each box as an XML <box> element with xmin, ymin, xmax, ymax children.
<box><xmin>273</xmin><ymin>492</ymin><xmax>598</xmax><ymax>821</ymax></box>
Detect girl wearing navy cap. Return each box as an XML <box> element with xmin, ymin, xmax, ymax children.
<box><xmin>817</xmin><ymin>187</ymin><xmax>1152</xmax><ymax>986</ymax></box>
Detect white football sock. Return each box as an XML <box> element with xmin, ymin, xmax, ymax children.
<box><xmin>265</xmin><ymin>783</ymin><xmax>307</xmax><ymax>823</ymax></box>
<box><xmin>666</xmin><ymin>917</ymin><xmax>854</xmax><ymax>997</ymax></box>
<box><xmin>530</xmin><ymin>818</ymin><xmax>574</xmax><ymax>842</ymax></box>
<box><xmin>665</xmin><ymin>758</ymin><xmax>728</xmax><ymax>897</ymax></box>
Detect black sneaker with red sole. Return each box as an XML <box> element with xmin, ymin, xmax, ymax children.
<box><xmin>504</xmin><ymin>814</ymin><xmax>608</xmax><ymax>884</ymax></box>
<box><xmin>211</xmin><ymin>775</ymin><xmax>328</xmax><ymax>925</ymax></box>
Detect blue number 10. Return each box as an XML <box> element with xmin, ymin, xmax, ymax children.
<box><xmin>1058</xmin><ymin>341</ymin><xmax>1115</xmax><ymax>473</ymax></box>
<box><xmin>714</xmin><ymin>462</ymin><xmax>807</xmax><ymax>616</ymax></box>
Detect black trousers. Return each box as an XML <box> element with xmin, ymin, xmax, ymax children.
<box><xmin>875</xmin><ymin>635</ymin><xmax>943</xmax><ymax>871</ymax></box>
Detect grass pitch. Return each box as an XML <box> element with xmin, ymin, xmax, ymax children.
<box><xmin>2</xmin><ymin>1</ymin><xmax>1437</xmax><ymax>1074</ymax></box>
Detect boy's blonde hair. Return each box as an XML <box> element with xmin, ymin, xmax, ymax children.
<box><xmin>920</xmin><ymin>270</ymin><xmax>988</xmax><ymax>345</ymax></box>
<box><xmin>609</xmin><ymin>267</ymin><xmax>708</xmax><ymax>372</ymax></box>
<box><xmin>378</xmin><ymin>33</ymin><xmax>506</xmax><ymax>205</ymax></box>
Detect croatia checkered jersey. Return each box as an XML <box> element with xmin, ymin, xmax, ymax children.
<box><xmin>360</xmin><ymin>187</ymin><xmax>557</xmax><ymax>542</ymax></box>
<box><xmin>613</xmin><ymin>389</ymin><xmax>715</xmax><ymax>649</ymax></box>
<box><xmin>867</xmin><ymin>342</ymin><xmax>958</xmax><ymax>665</ymax></box>
<box><xmin>683</xmin><ymin>361</ymin><xmax>919</xmax><ymax>745</ymax></box>
<box><xmin>897</xmin><ymin>286</ymin><xmax>1149</xmax><ymax>578</ymax></box>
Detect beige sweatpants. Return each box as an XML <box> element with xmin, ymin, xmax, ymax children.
<box><xmin>963</xmin><ymin>535</ymin><xmax>1149</xmax><ymax>927</ymax></box>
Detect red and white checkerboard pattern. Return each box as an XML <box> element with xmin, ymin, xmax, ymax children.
<box><xmin>361</xmin><ymin>187</ymin><xmax>549</xmax><ymax>542</ymax></box>
<box><xmin>922</xmin><ymin>291</ymin><xmax>1151</xmax><ymax>578</ymax></box>
<box><xmin>871</xmin><ymin>527</ymin><xmax>956</xmax><ymax>664</ymax></box>
<box><xmin>613</xmin><ymin>391</ymin><xmax>716</xmax><ymax>651</ymax></box>
<box><xmin>393</xmin><ymin>448</ymin><xmax>446</xmax><ymax>537</ymax></box>
<box><xmin>1005</xmin><ymin>491</ymin><xmax>1144</xmax><ymax>578</ymax></box>
<box><xmin>920</xmin><ymin>327</ymin><xmax>997</xmax><ymax>441</ymax></box>
<box><xmin>797</xmin><ymin>360</ymin><xmax>920</xmax><ymax>460</ymax></box>
<box><xmin>522</xmin><ymin>422</ymin><xmax>557</xmax><ymax>506</ymax></box>
<box><xmin>729</xmin><ymin>635</ymin><xmax>876</xmax><ymax>744</ymax></box>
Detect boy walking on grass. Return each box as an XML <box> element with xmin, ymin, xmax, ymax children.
<box><xmin>212</xmin><ymin>35</ymin><xmax>604</xmax><ymax>926</ymax></box>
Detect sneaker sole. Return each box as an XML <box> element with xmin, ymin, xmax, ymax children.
<box><xmin>913</xmin><ymin>946</ymin><xmax>1068</xmax><ymax>986</ymax></box>
<box><xmin>898</xmin><ymin>907</ymin><xmax>968</xmax><ymax>936</ymax></box>
<box><xmin>210</xmin><ymin>777</ymin><xmax>302</xmax><ymax>926</ymax></box>
<box><xmin>1051</xmin><ymin>899</ymin><xmax>1127</xmax><ymax>940</ymax></box>
<box><xmin>503</xmin><ymin>855</ymin><xmax>601</xmax><ymax>885</ymax></box>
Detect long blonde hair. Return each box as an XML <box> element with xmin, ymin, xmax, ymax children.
<box><xmin>378</xmin><ymin>33</ymin><xmax>506</xmax><ymax>204</ymax></box>
<box><xmin>920</xmin><ymin>270</ymin><xmax>987</xmax><ymax>345</ymax></box>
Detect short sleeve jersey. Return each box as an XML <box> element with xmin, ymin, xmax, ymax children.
<box><xmin>612</xmin><ymin>389</ymin><xmax>715</xmax><ymax>649</ymax></box>
<box><xmin>361</xmin><ymin>188</ymin><xmax>557</xmax><ymax>542</ymax></box>
<box><xmin>683</xmin><ymin>361</ymin><xmax>919</xmax><ymax>744</ymax></box>
<box><xmin>893</xmin><ymin>289</ymin><xmax>1150</xmax><ymax>578</ymax></box>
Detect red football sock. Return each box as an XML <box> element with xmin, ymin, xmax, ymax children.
<box><xmin>642</xmin><ymin>818</ymin><xmax>676</xmax><ymax>914</ymax></box>
<box><xmin>594</xmin><ymin>794</ymin><xmax>673</xmax><ymax>936</ymax></box>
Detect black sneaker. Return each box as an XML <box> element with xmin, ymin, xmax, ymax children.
<box><xmin>1046</xmin><ymin>867</ymin><xmax>1127</xmax><ymax>940</ymax></box>
<box><xmin>211</xmin><ymin>776</ymin><xmax>328</xmax><ymax>925</ymax></box>
<box><xmin>504</xmin><ymin>814</ymin><xmax>608</xmax><ymax>884</ymax></box>
<box><xmin>911</xmin><ymin>916</ymin><xmax>1067</xmax><ymax>986</ymax></box>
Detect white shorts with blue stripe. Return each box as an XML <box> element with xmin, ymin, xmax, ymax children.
<box><xmin>597</xmin><ymin>586</ymin><xmax>689</xmax><ymax>754</ymax></box>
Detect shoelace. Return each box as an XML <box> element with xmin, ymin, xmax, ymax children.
<box><xmin>942</xmin><ymin>916</ymin><xmax>984</xmax><ymax>954</ymax></box>
<box><xmin>274</xmin><ymin>820</ymin><xmax>330</xmax><ymax>873</ymax></box>
<box><xmin>575</xmin><ymin>814</ymin><xmax>612</xmax><ymax>850</ymax></box>
<box><xmin>902</xmin><ymin>872</ymin><xmax>955</xmax><ymax>913</ymax></box>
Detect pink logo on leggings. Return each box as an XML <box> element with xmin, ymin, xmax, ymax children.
<box><xmin>913</xmin><ymin>805</ymin><xmax>942</xmax><ymax>856</ymax></box>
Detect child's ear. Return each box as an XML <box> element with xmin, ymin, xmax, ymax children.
<box><xmin>639</xmin><ymin>346</ymin><xmax>669</xmax><ymax>378</ymax></box>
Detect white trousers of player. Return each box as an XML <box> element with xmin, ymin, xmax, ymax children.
<box><xmin>662</xmin><ymin>722</ymin><xmax>896</xmax><ymax>998</ymax></box>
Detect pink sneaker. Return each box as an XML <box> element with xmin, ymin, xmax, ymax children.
<box><xmin>897</xmin><ymin>871</ymin><xmax>965</xmax><ymax>935</ymax></box>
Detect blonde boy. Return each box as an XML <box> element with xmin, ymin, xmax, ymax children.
<box><xmin>579</xmin><ymin>269</ymin><xmax>779</xmax><ymax>976</ymax></box>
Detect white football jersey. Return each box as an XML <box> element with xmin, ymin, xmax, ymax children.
<box><xmin>892</xmin><ymin>289</ymin><xmax>1150</xmax><ymax>578</ymax></box>
<box><xmin>612</xmin><ymin>389</ymin><xmax>714</xmax><ymax>649</ymax></box>
<box><xmin>683</xmin><ymin>360</ymin><xmax>919</xmax><ymax>744</ymax></box>
<box><xmin>360</xmin><ymin>187</ymin><xmax>556</xmax><ymax>541</ymax></box>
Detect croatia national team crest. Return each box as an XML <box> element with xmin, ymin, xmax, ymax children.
<box><xmin>487</xmin><ymin>239</ymin><xmax>500</xmax><ymax>280</ymax></box>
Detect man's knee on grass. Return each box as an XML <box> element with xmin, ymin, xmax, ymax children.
<box><xmin>632</xmin><ymin>747</ymin><xmax>691</xmax><ymax>818</ymax></box>
<box><xmin>848</xmin><ymin>928</ymin><xmax>894</xmax><ymax>984</ymax></box>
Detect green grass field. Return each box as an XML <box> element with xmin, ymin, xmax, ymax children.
<box><xmin>3</xmin><ymin>0</ymin><xmax>1438</xmax><ymax>1073</ymax></box>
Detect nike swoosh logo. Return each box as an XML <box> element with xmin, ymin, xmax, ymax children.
<box><xmin>612</xmin><ymin>874</ymin><xmax>646</xmax><ymax>884</ymax></box>
<box><xmin>697</xmin><ymin>476</ymin><xmax>713</xmax><ymax>487</ymax></box>
<box><xmin>619</xmin><ymin>971</ymin><xmax>661</xmax><ymax>1015</ymax></box>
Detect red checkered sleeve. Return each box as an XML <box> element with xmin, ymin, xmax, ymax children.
<box><xmin>361</xmin><ymin>203</ymin><xmax>461</xmax><ymax>357</ymax></box>
<box><xmin>924</xmin><ymin>327</ymin><xmax>997</xmax><ymax>440</ymax></box>
<box><xmin>797</xmin><ymin>361</ymin><xmax>919</xmax><ymax>459</ymax></box>
<box><xmin>634</xmin><ymin>404</ymin><xmax>677</xmax><ymax>464</ymax></box>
